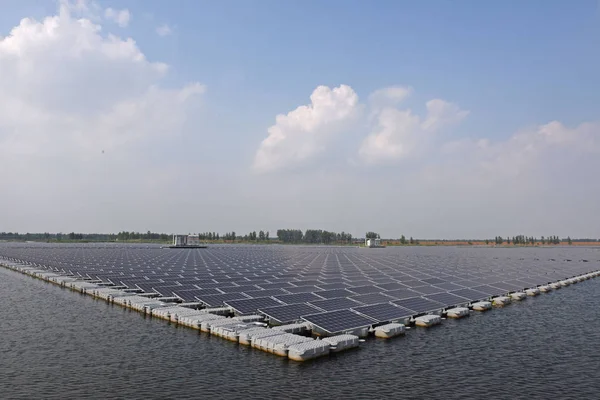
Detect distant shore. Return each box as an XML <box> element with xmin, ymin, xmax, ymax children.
<box><xmin>1</xmin><ymin>239</ymin><xmax>599</xmax><ymax>247</ymax></box>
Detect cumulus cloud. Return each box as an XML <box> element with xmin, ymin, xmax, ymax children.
<box><xmin>359</xmin><ymin>92</ymin><xmax>468</xmax><ymax>164</ymax></box>
<box><xmin>254</xmin><ymin>84</ymin><xmax>468</xmax><ymax>169</ymax></box>
<box><xmin>253</xmin><ymin>84</ymin><xmax>360</xmax><ymax>172</ymax></box>
<box><xmin>368</xmin><ymin>85</ymin><xmax>412</xmax><ymax>109</ymax></box>
<box><xmin>358</xmin><ymin>108</ymin><xmax>422</xmax><ymax>162</ymax></box>
<box><xmin>0</xmin><ymin>2</ymin><xmax>205</xmax><ymax>232</ymax></box>
<box><xmin>421</xmin><ymin>99</ymin><xmax>469</xmax><ymax>132</ymax></box>
<box><xmin>104</xmin><ymin>7</ymin><xmax>131</xmax><ymax>27</ymax></box>
<box><xmin>156</xmin><ymin>24</ymin><xmax>172</xmax><ymax>37</ymax></box>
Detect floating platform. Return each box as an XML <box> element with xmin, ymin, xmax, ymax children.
<box><xmin>288</xmin><ymin>341</ymin><xmax>331</xmax><ymax>362</ymax></box>
<box><xmin>471</xmin><ymin>301</ymin><xmax>492</xmax><ymax>311</ymax></box>
<box><xmin>446</xmin><ymin>307</ymin><xmax>469</xmax><ymax>319</ymax></box>
<box><xmin>2</xmin><ymin>253</ymin><xmax>600</xmax><ymax>363</ymax></box>
<box><xmin>253</xmin><ymin>333</ymin><xmax>313</xmax><ymax>356</ymax></box>
<box><xmin>539</xmin><ymin>285</ymin><xmax>552</xmax><ymax>293</ymax></box>
<box><xmin>492</xmin><ymin>296</ymin><xmax>511</xmax><ymax>307</ymax></box>
<box><xmin>510</xmin><ymin>292</ymin><xmax>527</xmax><ymax>301</ymax></box>
<box><xmin>414</xmin><ymin>315</ymin><xmax>441</xmax><ymax>327</ymax></box>
<box><xmin>322</xmin><ymin>334</ymin><xmax>360</xmax><ymax>352</ymax></box>
<box><xmin>374</xmin><ymin>323</ymin><xmax>405</xmax><ymax>338</ymax></box>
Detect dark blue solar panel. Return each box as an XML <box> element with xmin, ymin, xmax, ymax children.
<box><xmin>309</xmin><ymin>297</ymin><xmax>363</xmax><ymax>311</ymax></box>
<box><xmin>273</xmin><ymin>292</ymin><xmax>324</xmax><ymax>304</ymax></box>
<box><xmin>352</xmin><ymin>303</ymin><xmax>413</xmax><ymax>322</ymax></box>
<box><xmin>301</xmin><ymin>310</ymin><xmax>376</xmax><ymax>334</ymax></box>
<box><xmin>197</xmin><ymin>293</ymin><xmax>249</xmax><ymax>307</ymax></box>
<box><xmin>315</xmin><ymin>289</ymin><xmax>357</xmax><ymax>299</ymax></box>
<box><xmin>259</xmin><ymin>303</ymin><xmax>323</xmax><ymax>324</ymax></box>
<box><xmin>348</xmin><ymin>292</ymin><xmax>394</xmax><ymax>305</ymax></box>
<box><xmin>384</xmin><ymin>288</ymin><xmax>420</xmax><ymax>300</ymax></box>
<box><xmin>375</xmin><ymin>282</ymin><xmax>407</xmax><ymax>291</ymax></box>
<box><xmin>424</xmin><ymin>292</ymin><xmax>470</xmax><ymax>307</ymax></box>
<box><xmin>392</xmin><ymin>297</ymin><xmax>444</xmax><ymax>313</ymax></box>
<box><xmin>225</xmin><ymin>297</ymin><xmax>283</xmax><ymax>315</ymax></box>
<box><xmin>410</xmin><ymin>285</ymin><xmax>445</xmax><ymax>295</ymax></box>
<box><xmin>450</xmin><ymin>288</ymin><xmax>489</xmax><ymax>301</ymax></box>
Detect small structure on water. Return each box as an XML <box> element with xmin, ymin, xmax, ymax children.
<box><xmin>169</xmin><ymin>234</ymin><xmax>207</xmax><ymax>249</ymax></box>
<box><xmin>365</xmin><ymin>238</ymin><xmax>385</xmax><ymax>248</ymax></box>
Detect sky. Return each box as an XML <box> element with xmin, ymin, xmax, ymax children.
<box><xmin>1</xmin><ymin>0</ymin><xmax>599</xmax><ymax>239</ymax></box>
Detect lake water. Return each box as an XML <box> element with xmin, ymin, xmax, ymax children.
<box><xmin>2</xmin><ymin>253</ymin><xmax>600</xmax><ymax>399</ymax></box>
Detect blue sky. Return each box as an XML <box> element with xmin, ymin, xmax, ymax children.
<box><xmin>1</xmin><ymin>0</ymin><xmax>599</xmax><ymax>238</ymax></box>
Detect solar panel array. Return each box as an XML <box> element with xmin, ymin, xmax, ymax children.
<box><xmin>1</xmin><ymin>243</ymin><xmax>598</xmax><ymax>333</ymax></box>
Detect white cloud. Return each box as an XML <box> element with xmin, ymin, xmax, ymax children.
<box><xmin>368</xmin><ymin>85</ymin><xmax>412</xmax><ymax>108</ymax></box>
<box><xmin>253</xmin><ymin>84</ymin><xmax>360</xmax><ymax>172</ymax></box>
<box><xmin>358</xmin><ymin>108</ymin><xmax>421</xmax><ymax>162</ymax></box>
<box><xmin>421</xmin><ymin>99</ymin><xmax>469</xmax><ymax>132</ymax></box>
<box><xmin>359</xmin><ymin>91</ymin><xmax>468</xmax><ymax>164</ymax></box>
<box><xmin>0</xmin><ymin>2</ymin><xmax>205</xmax><ymax>232</ymax></box>
<box><xmin>156</xmin><ymin>24</ymin><xmax>172</xmax><ymax>37</ymax></box>
<box><xmin>104</xmin><ymin>7</ymin><xmax>130</xmax><ymax>27</ymax></box>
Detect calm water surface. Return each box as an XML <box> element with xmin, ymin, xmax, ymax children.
<box><xmin>2</xmin><ymin>263</ymin><xmax>600</xmax><ymax>399</ymax></box>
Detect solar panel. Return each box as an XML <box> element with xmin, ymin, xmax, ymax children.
<box><xmin>316</xmin><ymin>289</ymin><xmax>357</xmax><ymax>299</ymax></box>
<box><xmin>255</xmin><ymin>282</ymin><xmax>293</xmax><ymax>290</ymax></box>
<box><xmin>396</xmin><ymin>280</ymin><xmax>423</xmax><ymax>288</ymax></box>
<box><xmin>258</xmin><ymin>303</ymin><xmax>323</xmax><ymax>324</ymax></box>
<box><xmin>242</xmin><ymin>289</ymin><xmax>288</xmax><ymax>298</ymax></box>
<box><xmin>347</xmin><ymin>285</ymin><xmax>381</xmax><ymax>294</ymax></box>
<box><xmin>424</xmin><ymin>292</ymin><xmax>470</xmax><ymax>307</ymax></box>
<box><xmin>348</xmin><ymin>292</ymin><xmax>394</xmax><ymax>305</ymax></box>
<box><xmin>471</xmin><ymin>285</ymin><xmax>507</xmax><ymax>297</ymax></box>
<box><xmin>273</xmin><ymin>292</ymin><xmax>324</xmax><ymax>304</ymax></box>
<box><xmin>218</xmin><ymin>285</ymin><xmax>259</xmax><ymax>293</ymax></box>
<box><xmin>384</xmin><ymin>288</ymin><xmax>420</xmax><ymax>300</ymax></box>
<box><xmin>352</xmin><ymin>303</ymin><xmax>413</xmax><ymax>322</ymax></box>
<box><xmin>196</xmin><ymin>292</ymin><xmax>249</xmax><ymax>307</ymax></box>
<box><xmin>172</xmin><ymin>289</ymin><xmax>204</xmax><ymax>302</ymax></box>
<box><xmin>374</xmin><ymin>282</ymin><xmax>406</xmax><ymax>291</ymax></box>
<box><xmin>410</xmin><ymin>285</ymin><xmax>445</xmax><ymax>295</ymax></box>
<box><xmin>392</xmin><ymin>297</ymin><xmax>444</xmax><ymax>313</ymax></box>
<box><xmin>309</xmin><ymin>297</ymin><xmax>363</xmax><ymax>311</ymax></box>
<box><xmin>489</xmin><ymin>281</ymin><xmax>524</xmax><ymax>292</ymax></box>
<box><xmin>420</xmin><ymin>278</ymin><xmax>446</xmax><ymax>285</ymax></box>
<box><xmin>450</xmin><ymin>288</ymin><xmax>489</xmax><ymax>301</ymax></box>
<box><xmin>301</xmin><ymin>309</ymin><xmax>376</xmax><ymax>334</ymax></box>
<box><xmin>284</xmin><ymin>285</ymin><xmax>322</xmax><ymax>294</ymax></box>
<box><xmin>225</xmin><ymin>297</ymin><xmax>283</xmax><ymax>315</ymax></box>
<box><xmin>315</xmin><ymin>282</ymin><xmax>349</xmax><ymax>290</ymax></box>
<box><xmin>433</xmin><ymin>282</ymin><xmax>465</xmax><ymax>291</ymax></box>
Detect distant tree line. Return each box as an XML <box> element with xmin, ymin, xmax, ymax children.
<box><xmin>277</xmin><ymin>229</ymin><xmax>353</xmax><ymax>244</ymax></box>
<box><xmin>116</xmin><ymin>231</ymin><xmax>169</xmax><ymax>241</ymax></box>
<box><xmin>488</xmin><ymin>235</ymin><xmax>574</xmax><ymax>245</ymax></box>
<box><xmin>0</xmin><ymin>231</ymin><xmax>589</xmax><ymax>246</ymax></box>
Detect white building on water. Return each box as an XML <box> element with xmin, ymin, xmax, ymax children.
<box><xmin>173</xmin><ymin>234</ymin><xmax>201</xmax><ymax>247</ymax></box>
<box><xmin>365</xmin><ymin>238</ymin><xmax>382</xmax><ymax>248</ymax></box>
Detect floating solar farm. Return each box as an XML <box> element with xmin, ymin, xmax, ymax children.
<box><xmin>1</xmin><ymin>243</ymin><xmax>599</xmax><ymax>361</ymax></box>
